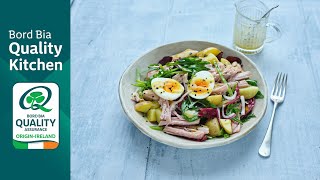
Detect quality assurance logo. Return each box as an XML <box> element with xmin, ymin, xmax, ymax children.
<box><xmin>13</xmin><ymin>83</ymin><xmax>59</xmax><ymax>150</ymax></box>
<box><xmin>19</xmin><ymin>86</ymin><xmax>52</xmax><ymax>112</ymax></box>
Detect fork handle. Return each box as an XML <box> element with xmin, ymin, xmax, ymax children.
<box><xmin>259</xmin><ymin>102</ymin><xmax>278</xmax><ymax>157</ymax></box>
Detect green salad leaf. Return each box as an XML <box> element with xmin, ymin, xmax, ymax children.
<box><xmin>231</xmin><ymin>116</ymin><xmax>243</xmax><ymax>124</ymax></box>
<box><xmin>226</xmin><ymin>103</ymin><xmax>243</xmax><ymax>124</ymax></box>
<box><xmin>224</xmin><ymin>134</ymin><xmax>230</xmax><ymax>138</ymax></box>
<box><xmin>132</xmin><ymin>79</ymin><xmax>152</xmax><ymax>91</ymax></box>
<box><xmin>255</xmin><ymin>91</ymin><xmax>264</xmax><ymax>99</ymax></box>
<box><xmin>246</xmin><ymin>80</ymin><xmax>264</xmax><ymax>99</ymax></box>
<box><xmin>181</xmin><ymin>96</ymin><xmax>199</xmax><ymax>122</ymax></box>
<box><xmin>241</xmin><ymin>113</ymin><xmax>256</xmax><ymax>123</ymax></box>
<box><xmin>214</xmin><ymin>62</ymin><xmax>233</xmax><ymax>95</ymax></box>
<box><xmin>150</xmin><ymin>126</ymin><xmax>164</xmax><ymax>131</ymax></box>
<box><xmin>197</xmin><ymin>99</ymin><xmax>217</xmax><ymax>108</ymax></box>
<box><xmin>218</xmin><ymin>128</ymin><xmax>230</xmax><ymax>138</ymax></box>
<box><xmin>246</xmin><ymin>79</ymin><xmax>258</xmax><ymax>86</ymax></box>
<box><xmin>226</xmin><ymin>103</ymin><xmax>241</xmax><ymax>115</ymax></box>
<box><xmin>166</xmin><ymin>57</ymin><xmax>210</xmax><ymax>77</ymax></box>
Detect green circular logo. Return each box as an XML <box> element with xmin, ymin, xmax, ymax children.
<box><xmin>19</xmin><ymin>86</ymin><xmax>52</xmax><ymax>112</ymax></box>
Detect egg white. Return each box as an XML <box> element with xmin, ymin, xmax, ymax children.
<box><xmin>151</xmin><ymin>78</ymin><xmax>184</xmax><ymax>100</ymax></box>
<box><xmin>188</xmin><ymin>71</ymin><xmax>215</xmax><ymax>99</ymax></box>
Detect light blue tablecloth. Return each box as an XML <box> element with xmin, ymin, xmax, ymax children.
<box><xmin>71</xmin><ymin>0</ymin><xmax>320</xmax><ymax>179</ymax></box>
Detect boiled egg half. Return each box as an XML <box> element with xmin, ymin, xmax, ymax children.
<box><xmin>188</xmin><ymin>71</ymin><xmax>215</xmax><ymax>99</ymax></box>
<box><xmin>151</xmin><ymin>78</ymin><xmax>184</xmax><ymax>100</ymax></box>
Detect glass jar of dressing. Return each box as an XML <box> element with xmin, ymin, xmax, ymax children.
<box><xmin>233</xmin><ymin>0</ymin><xmax>281</xmax><ymax>54</ymax></box>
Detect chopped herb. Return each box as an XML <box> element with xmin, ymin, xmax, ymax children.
<box><xmin>231</xmin><ymin>115</ymin><xmax>243</xmax><ymax>124</ymax></box>
<box><xmin>224</xmin><ymin>134</ymin><xmax>230</xmax><ymax>138</ymax></box>
<box><xmin>166</xmin><ymin>57</ymin><xmax>210</xmax><ymax>77</ymax></box>
<box><xmin>150</xmin><ymin>126</ymin><xmax>164</xmax><ymax>131</ymax></box>
<box><xmin>181</xmin><ymin>97</ymin><xmax>199</xmax><ymax>122</ymax></box>
<box><xmin>197</xmin><ymin>99</ymin><xmax>217</xmax><ymax>108</ymax></box>
<box><xmin>226</xmin><ymin>103</ymin><xmax>240</xmax><ymax>115</ymax></box>
<box><xmin>241</xmin><ymin>113</ymin><xmax>256</xmax><ymax>123</ymax></box>
<box><xmin>226</xmin><ymin>103</ymin><xmax>243</xmax><ymax>124</ymax></box>
<box><xmin>255</xmin><ymin>91</ymin><xmax>264</xmax><ymax>99</ymax></box>
<box><xmin>132</xmin><ymin>79</ymin><xmax>152</xmax><ymax>91</ymax></box>
<box><xmin>214</xmin><ymin>62</ymin><xmax>233</xmax><ymax>95</ymax></box>
<box><xmin>219</xmin><ymin>128</ymin><xmax>231</xmax><ymax>138</ymax></box>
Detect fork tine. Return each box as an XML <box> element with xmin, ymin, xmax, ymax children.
<box><xmin>274</xmin><ymin>72</ymin><xmax>282</xmax><ymax>96</ymax></box>
<box><xmin>272</xmin><ymin>73</ymin><xmax>280</xmax><ymax>95</ymax></box>
<box><xmin>278</xmin><ymin>73</ymin><xmax>286</xmax><ymax>96</ymax></box>
<box><xmin>281</xmin><ymin>74</ymin><xmax>287</xmax><ymax>97</ymax></box>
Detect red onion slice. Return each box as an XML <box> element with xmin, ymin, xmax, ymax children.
<box><xmin>223</xmin><ymin>91</ymin><xmax>237</xmax><ymax>100</ymax></box>
<box><xmin>224</xmin><ymin>85</ymin><xmax>240</xmax><ymax>105</ymax></box>
<box><xmin>241</xmin><ymin>98</ymin><xmax>256</xmax><ymax>118</ymax></box>
<box><xmin>222</xmin><ymin>105</ymin><xmax>236</xmax><ymax>119</ymax></box>
<box><xmin>216</xmin><ymin>107</ymin><xmax>221</xmax><ymax>120</ymax></box>
<box><xmin>240</xmin><ymin>96</ymin><xmax>245</xmax><ymax>115</ymax></box>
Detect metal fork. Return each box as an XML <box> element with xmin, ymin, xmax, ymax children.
<box><xmin>259</xmin><ymin>73</ymin><xmax>287</xmax><ymax>157</ymax></box>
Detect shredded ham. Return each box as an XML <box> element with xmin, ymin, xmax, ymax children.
<box><xmin>208</xmin><ymin>62</ymin><xmax>243</xmax><ymax>82</ymax></box>
<box><xmin>172</xmin><ymin>111</ymin><xmax>184</xmax><ymax>120</ymax></box>
<box><xmin>238</xmin><ymin>80</ymin><xmax>250</xmax><ymax>88</ymax></box>
<box><xmin>211</xmin><ymin>84</ymin><xmax>228</xmax><ymax>95</ymax></box>
<box><xmin>159</xmin><ymin>98</ymin><xmax>171</xmax><ymax>123</ymax></box>
<box><xmin>169</xmin><ymin>91</ymin><xmax>190</xmax><ymax>112</ymax></box>
<box><xmin>211</xmin><ymin>82</ymin><xmax>237</xmax><ymax>95</ymax></box>
<box><xmin>197</xmin><ymin>125</ymin><xmax>209</xmax><ymax>134</ymax></box>
<box><xmin>158</xmin><ymin>118</ymin><xmax>200</xmax><ymax>126</ymax></box>
<box><xmin>222</xmin><ymin>62</ymin><xmax>242</xmax><ymax>80</ymax></box>
<box><xmin>163</xmin><ymin>126</ymin><xmax>207</xmax><ymax>141</ymax></box>
<box><xmin>159</xmin><ymin>110</ymin><xmax>200</xmax><ymax>126</ymax></box>
<box><xmin>131</xmin><ymin>91</ymin><xmax>144</xmax><ymax>102</ymax></box>
<box><xmin>172</xmin><ymin>73</ymin><xmax>188</xmax><ymax>90</ymax></box>
<box><xmin>172</xmin><ymin>73</ymin><xmax>186</xmax><ymax>83</ymax></box>
<box><xmin>229</xmin><ymin>71</ymin><xmax>252</xmax><ymax>82</ymax></box>
<box><xmin>146</xmin><ymin>70</ymin><xmax>159</xmax><ymax>79</ymax></box>
<box><xmin>158</xmin><ymin>91</ymin><xmax>191</xmax><ymax>125</ymax></box>
<box><xmin>231</xmin><ymin>121</ymin><xmax>241</xmax><ymax>134</ymax></box>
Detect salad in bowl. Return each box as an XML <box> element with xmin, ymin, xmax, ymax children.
<box><xmin>131</xmin><ymin>47</ymin><xmax>264</xmax><ymax>142</ymax></box>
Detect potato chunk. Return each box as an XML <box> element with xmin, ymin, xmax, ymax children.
<box><xmin>172</xmin><ymin>49</ymin><xmax>198</xmax><ymax>60</ymax></box>
<box><xmin>219</xmin><ymin>119</ymin><xmax>232</xmax><ymax>134</ymax></box>
<box><xmin>155</xmin><ymin>108</ymin><xmax>162</xmax><ymax>123</ymax></box>
<box><xmin>197</xmin><ymin>47</ymin><xmax>221</xmax><ymax>57</ymax></box>
<box><xmin>134</xmin><ymin>101</ymin><xmax>153</xmax><ymax>113</ymax></box>
<box><xmin>205</xmin><ymin>118</ymin><xmax>222</xmax><ymax>137</ymax></box>
<box><xmin>201</xmin><ymin>53</ymin><xmax>219</xmax><ymax>64</ymax></box>
<box><xmin>150</xmin><ymin>101</ymin><xmax>160</xmax><ymax>109</ymax></box>
<box><xmin>239</xmin><ymin>86</ymin><xmax>259</xmax><ymax>99</ymax></box>
<box><xmin>147</xmin><ymin>109</ymin><xmax>157</xmax><ymax>122</ymax></box>
<box><xmin>220</xmin><ymin>58</ymin><xmax>231</xmax><ymax>66</ymax></box>
<box><xmin>206</xmin><ymin>95</ymin><xmax>223</xmax><ymax>106</ymax></box>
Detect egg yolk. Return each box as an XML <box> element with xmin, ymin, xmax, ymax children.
<box><xmin>164</xmin><ymin>81</ymin><xmax>181</xmax><ymax>93</ymax></box>
<box><xmin>192</xmin><ymin>86</ymin><xmax>209</xmax><ymax>94</ymax></box>
<box><xmin>194</xmin><ymin>79</ymin><xmax>209</xmax><ymax>87</ymax></box>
